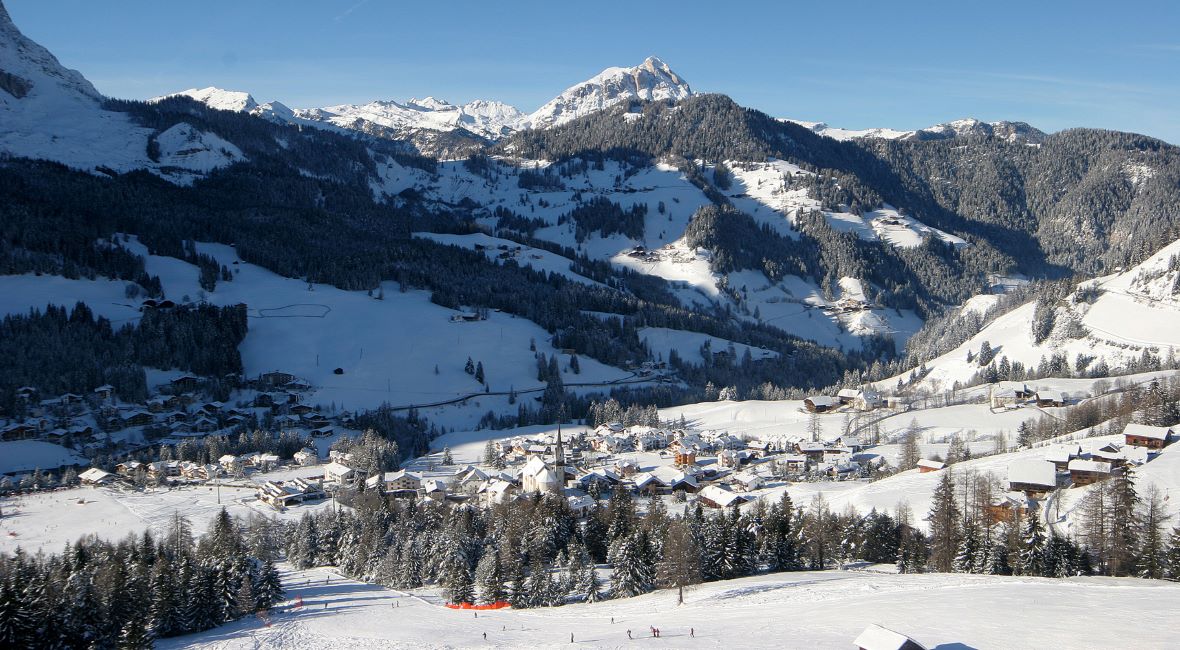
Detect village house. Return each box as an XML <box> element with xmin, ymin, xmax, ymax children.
<box><xmin>990</xmin><ymin>382</ymin><xmax>1033</xmax><ymax>409</ymax></box>
<box><xmin>481</xmin><ymin>479</ymin><xmax>517</xmax><ymax>505</ymax></box>
<box><xmin>837</xmin><ymin>388</ymin><xmax>860</xmax><ymax>405</ymax></box>
<box><xmin>116</xmin><ymin>461</ymin><xmax>143</xmax><ymax>476</ymax></box>
<box><xmin>121</xmin><ymin>410</ymin><xmax>154</xmax><ymax>427</ymax></box>
<box><xmin>986</xmin><ymin>492</ymin><xmax>1032</xmax><ymax>525</ymax></box>
<box><xmin>804</xmin><ymin>395</ymin><xmax>837</xmax><ymax>413</ymax></box>
<box><xmin>674</xmin><ymin>448</ymin><xmax>697</xmax><ymax>468</ymax></box>
<box><xmin>79</xmin><ymin>467</ymin><xmax>115</xmax><ymax>486</ymax></box>
<box><xmin>170</xmin><ymin>375</ymin><xmax>200</xmax><ymax>393</ymax></box>
<box><xmin>1069</xmin><ymin>459</ymin><xmax>1112</xmax><ymax>486</ymax></box>
<box><xmin>730</xmin><ymin>470</ymin><xmax>764</xmax><ymax>491</ymax></box>
<box><xmin>797</xmin><ymin>441</ymin><xmax>827</xmax><ymax>463</ymax></box>
<box><xmin>1044</xmin><ymin>444</ymin><xmax>1081</xmax><ymax>472</ymax></box>
<box><xmin>258</xmin><ymin>477</ymin><xmax>325</xmax><ymax>508</ymax></box>
<box><xmin>917</xmin><ymin>459</ymin><xmax>945</xmax><ymax>473</ymax></box>
<box><xmin>1035</xmin><ymin>390</ymin><xmax>1067</xmax><ymax>408</ymax></box>
<box><xmin>853</xmin><ymin>388</ymin><xmax>883</xmax><ymax>411</ymax></box>
<box><xmin>778</xmin><ymin>454</ymin><xmax>808</xmax><ymax>474</ymax></box>
<box><xmin>93</xmin><ymin>384</ymin><xmax>114</xmax><ymax>401</ymax></box>
<box><xmin>293</xmin><ymin>448</ymin><xmax>319</xmax><ymax>466</ymax></box>
<box><xmin>576</xmin><ymin>467</ymin><xmax>622</xmax><ymax>492</ymax></box>
<box><xmin>260</xmin><ymin>371</ymin><xmax>297</xmax><ymax>387</ymax></box>
<box><xmin>376</xmin><ymin>469</ymin><xmax>423</xmax><ymax>493</ymax></box>
<box><xmin>422</xmin><ymin>479</ymin><xmax>448</xmax><ymax>501</ymax></box>
<box><xmin>566</xmin><ymin>493</ymin><xmax>595</xmax><ymax>517</ymax></box>
<box><xmin>698</xmin><ymin>484</ymin><xmax>746</xmax><ymax>509</ymax></box>
<box><xmin>323</xmin><ymin>461</ymin><xmax>356</xmax><ymax>484</ymax></box>
<box><xmin>613</xmin><ymin>459</ymin><xmax>640</xmax><ymax>477</ymax></box>
<box><xmin>219</xmin><ymin>454</ymin><xmax>243</xmax><ymax>472</ymax></box>
<box><xmin>1123</xmin><ymin>423</ymin><xmax>1172</xmax><ymax>450</ymax></box>
<box><xmin>1007</xmin><ymin>459</ymin><xmax>1057</xmax><ymax>496</ymax></box>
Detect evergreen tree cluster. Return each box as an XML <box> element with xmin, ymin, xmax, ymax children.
<box><xmin>0</xmin><ymin>509</ymin><xmax>282</xmax><ymax>648</ymax></box>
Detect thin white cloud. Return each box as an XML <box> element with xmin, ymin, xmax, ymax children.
<box><xmin>334</xmin><ymin>0</ymin><xmax>371</xmax><ymax>23</ymax></box>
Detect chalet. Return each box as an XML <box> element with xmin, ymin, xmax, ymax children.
<box><xmin>797</xmin><ymin>441</ymin><xmax>827</xmax><ymax>462</ymax></box>
<box><xmin>1</xmin><ymin>423</ymin><xmax>35</xmax><ymax>441</ymax></box>
<box><xmin>219</xmin><ymin>454</ymin><xmax>243</xmax><ymax>472</ymax></box>
<box><xmin>388</xmin><ymin>470</ymin><xmax>425</xmax><ymax>492</ymax></box>
<box><xmin>481</xmin><ymin>479</ymin><xmax>517</xmax><ymax>504</ymax></box>
<box><xmin>121</xmin><ymin>410</ymin><xmax>154</xmax><ymax>427</ymax></box>
<box><xmin>674</xmin><ymin>448</ymin><xmax>697</xmax><ymax>467</ymax></box>
<box><xmin>986</xmin><ymin>492</ymin><xmax>1032</xmax><ymax>525</ymax></box>
<box><xmin>854</xmin><ymin>623</ymin><xmax>928</xmax><ymax>650</ymax></box>
<box><xmin>162</xmin><ymin>411</ymin><xmax>188</xmax><ymax>425</ymax></box>
<box><xmin>116</xmin><ymin>461</ymin><xmax>143</xmax><ymax>475</ymax></box>
<box><xmin>631</xmin><ymin>472</ymin><xmax>660</xmax><ymax>495</ymax></box>
<box><xmin>258</xmin><ymin>478</ymin><xmax>325</xmax><ymax>507</ymax></box>
<box><xmin>293</xmin><ymin>448</ymin><xmax>319</xmax><ymax>466</ymax></box>
<box><xmin>990</xmin><ymin>382</ymin><xmax>1032</xmax><ymax>409</ymax></box>
<box><xmin>147</xmin><ymin>461</ymin><xmax>180</xmax><ymax>479</ymax></box>
<box><xmin>323</xmin><ymin>461</ymin><xmax>356</xmax><ymax>484</ymax></box>
<box><xmin>15</xmin><ymin>386</ymin><xmax>36</xmax><ymax>400</ymax></box>
<box><xmin>253</xmin><ymin>454</ymin><xmax>281</xmax><ymax>471</ymax></box>
<box><xmin>193</xmin><ymin>416</ymin><xmax>218</xmax><ymax>433</ymax></box>
<box><xmin>1007</xmin><ymin>459</ymin><xmax>1057</xmax><ymax>496</ymax></box>
<box><xmin>576</xmin><ymin>468</ymin><xmax>622</xmax><ymax>491</ymax></box>
<box><xmin>274</xmin><ymin>414</ymin><xmax>301</xmax><ymax>428</ymax></box>
<box><xmin>566</xmin><ymin>493</ymin><xmax>595</xmax><ymax>517</ymax></box>
<box><xmin>422</xmin><ymin>479</ymin><xmax>448</xmax><ymax>501</ymax></box>
<box><xmin>93</xmin><ymin>385</ymin><xmax>114</xmax><ymax>401</ymax></box>
<box><xmin>289</xmin><ymin>403</ymin><xmax>315</xmax><ymax>416</ymax></box>
<box><xmin>730</xmin><ymin>471</ymin><xmax>764</xmax><ymax>491</ymax></box>
<box><xmin>917</xmin><ymin>459</ymin><xmax>945</xmax><ymax>473</ymax></box>
<box><xmin>1068</xmin><ymin>459</ymin><xmax>1112</xmax><ymax>486</ymax></box>
<box><xmin>804</xmin><ymin>395</ymin><xmax>837</xmax><ymax>413</ymax></box>
<box><xmin>1088</xmin><ymin>443</ymin><xmax>1128</xmax><ymax>468</ymax></box>
<box><xmin>450</xmin><ymin>311</ymin><xmax>483</xmax><ymax>323</ymax></box>
<box><xmin>650</xmin><ymin>465</ymin><xmax>699</xmax><ymax>493</ymax></box>
<box><xmin>1044</xmin><ymin>444</ymin><xmax>1081</xmax><ymax>471</ymax></box>
<box><xmin>746</xmin><ymin>440</ymin><xmax>773</xmax><ymax>455</ymax></box>
<box><xmin>837</xmin><ymin>388</ymin><xmax>860</xmax><ymax>405</ymax></box>
<box><xmin>311</xmin><ymin>426</ymin><xmax>334</xmax><ymax>438</ymax></box>
<box><xmin>779</xmin><ymin>454</ymin><xmax>808</xmax><ymax>473</ymax></box>
<box><xmin>59</xmin><ymin>393</ymin><xmax>83</xmax><ymax>405</ymax></box>
<box><xmin>170</xmin><ymin>375</ymin><xmax>199</xmax><ymax>393</ymax></box>
<box><xmin>613</xmin><ymin>459</ymin><xmax>640</xmax><ymax>477</ymax></box>
<box><xmin>302</xmin><ymin>413</ymin><xmax>331</xmax><ymax>429</ymax></box>
<box><xmin>1123</xmin><ymin>423</ymin><xmax>1172</xmax><ymax>450</ymax></box>
<box><xmin>698</xmin><ymin>485</ymin><xmax>746</xmax><ymax>509</ymax></box>
<box><xmin>853</xmin><ymin>388</ymin><xmax>883</xmax><ymax>411</ymax></box>
<box><xmin>1035</xmin><ymin>390</ymin><xmax>1067</xmax><ymax>408</ymax></box>
<box><xmin>180</xmin><ymin>463</ymin><xmax>220</xmax><ymax>480</ymax></box>
<box><xmin>79</xmin><ymin>467</ymin><xmax>115</xmax><ymax>485</ymax></box>
<box><xmin>717</xmin><ymin>449</ymin><xmax>745</xmax><ymax>469</ymax></box>
<box><xmin>284</xmin><ymin>378</ymin><xmax>312</xmax><ymax>391</ymax></box>
<box><xmin>260</xmin><ymin>371</ymin><xmax>297</xmax><ymax>387</ymax></box>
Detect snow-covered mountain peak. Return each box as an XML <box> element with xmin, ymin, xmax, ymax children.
<box><xmin>0</xmin><ymin>0</ymin><xmax>101</xmax><ymax>104</ymax></box>
<box><xmin>151</xmin><ymin>86</ymin><xmax>258</xmax><ymax>113</ymax></box>
<box><xmin>785</xmin><ymin>115</ymin><xmax>1046</xmax><ymax>144</ymax></box>
<box><xmin>526</xmin><ymin>56</ymin><xmax>693</xmax><ymax>129</ymax></box>
<box><xmin>406</xmin><ymin>96</ymin><xmax>453</xmax><ymax>111</ymax></box>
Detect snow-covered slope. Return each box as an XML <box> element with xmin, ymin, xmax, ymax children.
<box><xmin>153</xmin><ymin>122</ymin><xmax>246</xmax><ymax>181</ymax></box>
<box><xmin>527</xmin><ymin>56</ymin><xmax>692</xmax><ymax>129</ymax></box>
<box><xmin>151</xmin><ymin>86</ymin><xmax>258</xmax><ymax>112</ymax></box>
<box><xmin>0</xmin><ymin>1</ymin><xmax>154</xmax><ymax>171</ymax></box>
<box><xmin>785</xmin><ymin>117</ymin><xmax>1046</xmax><ymax>144</ymax></box>
<box><xmin>159</xmin><ymin>565</ymin><xmax>1180</xmax><ymax>650</ymax></box>
<box><xmin>891</xmin><ymin>236</ymin><xmax>1180</xmax><ymax>394</ymax></box>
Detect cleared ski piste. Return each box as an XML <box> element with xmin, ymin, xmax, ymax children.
<box><xmin>159</xmin><ymin>565</ymin><xmax>1180</xmax><ymax>649</ymax></box>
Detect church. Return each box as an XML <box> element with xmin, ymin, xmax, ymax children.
<box><xmin>520</xmin><ymin>431</ymin><xmax>568</xmax><ymax>493</ymax></box>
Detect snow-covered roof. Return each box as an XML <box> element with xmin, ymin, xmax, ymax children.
<box><xmin>805</xmin><ymin>395</ymin><xmax>837</xmax><ymax>407</ymax></box>
<box><xmin>1007</xmin><ymin>459</ymin><xmax>1056</xmax><ymax>488</ymax></box>
<box><xmin>1044</xmin><ymin>445</ymin><xmax>1081</xmax><ymax>463</ymax></box>
<box><xmin>1068</xmin><ymin>459</ymin><xmax>1111</xmax><ymax>474</ymax></box>
<box><xmin>1123</xmin><ymin>423</ymin><xmax>1172</xmax><ymax>441</ymax></box>
<box><xmin>79</xmin><ymin>467</ymin><xmax>113</xmax><ymax>482</ymax></box>
<box><xmin>853</xmin><ymin>623</ymin><xmax>927</xmax><ymax>650</ymax></box>
<box><xmin>699</xmin><ymin>484</ymin><xmax>744</xmax><ymax>507</ymax></box>
<box><xmin>917</xmin><ymin>459</ymin><xmax>945</xmax><ymax>470</ymax></box>
<box><xmin>1035</xmin><ymin>390</ymin><xmax>1066</xmax><ymax>402</ymax></box>
<box><xmin>838</xmin><ymin>388</ymin><xmax>860</xmax><ymax>398</ymax></box>
<box><xmin>323</xmin><ymin>461</ymin><xmax>354</xmax><ymax>478</ymax></box>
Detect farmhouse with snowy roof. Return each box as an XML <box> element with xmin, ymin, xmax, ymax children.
<box><xmin>1068</xmin><ymin>459</ymin><xmax>1112</xmax><ymax>486</ymax></box>
<box><xmin>804</xmin><ymin>395</ymin><xmax>837</xmax><ymax>413</ymax></box>
<box><xmin>1123</xmin><ymin>423</ymin><xmax>1172</xmax><ymax>450</ymax></box>
<box><xmin>1007</xmin><ymin>459</ymin><xmax>1057</xmax><ymax>496</ymax></box>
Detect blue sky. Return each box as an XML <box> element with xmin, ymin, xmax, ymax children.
<box><xmin>9</xmin><ymin>0</ymin><xmax>1180</xmax><ymax>142</ymax></box>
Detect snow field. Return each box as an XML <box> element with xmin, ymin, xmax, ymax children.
<box><xmin>159</xmin><ymin>564</ymin><xmax>1180</xmax><ymax>649</ymax></box>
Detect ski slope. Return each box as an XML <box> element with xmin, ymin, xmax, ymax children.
<box><xmin>159</xmin><ymin>564</ymin><xmax>1180</xmax><ymax>650</ymax></box>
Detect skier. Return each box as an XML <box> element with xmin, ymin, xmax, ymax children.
<box><xmin>691</xmin><ymin>627</ymin><xmax>695</xmax><ymax>638</ymax></box>
<box><xmin>483</xmin><ymin>632</ymin><xmax>487</xmax><ymax>640</ymax></box>
<box><xmin>571</xmin><ymin>633</ymin><xmax>574</xmax><ymax>643</ymax></box>
<box><xmin>627</xmin><ymin>630</ymin><xmax>632</xmax><ymax>639</ymax></box>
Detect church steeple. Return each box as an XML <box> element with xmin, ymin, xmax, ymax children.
<box><xmin>554</xmin><ymin>427</ymin><xmax>565</xmax><ymax>468</ymax></box>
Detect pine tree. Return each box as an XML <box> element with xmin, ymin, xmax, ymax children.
<box><xmin>254</xmin><ymin>558</ymin><xmax>284</xmax><ymax>610</ymax></box>
<box><xmin>583</xmin><ymin>565</ymin><xmax>603</xmax><ymax>603</ymax></box>
<box><xmin>0</xmin><ymin>578</ymin><xmax>32</xmax><ymax>646</ymax></box>
<box><xmin>610</xmin><ymin>532</ymin><xmax>653</xmax><ymax>598</ymax></box>
<box><xmin>117</xmin><ymin>612</ymin><xmax>154</xmax><ymax>650</ymax></box>
<box><xmin>442</xmin><ymin>447</ymin><xmax>453</xmax><ymax>466</ymax></box>
<box><xmin>1137</xmin><ymin>484</ymin><xmax>1170</xmax><ymax>579</ymax></box>
<box><xmin>1019</xmin><ymin>516</ymin><xmax>1047</xmax><ymax>576</ymax></box>
<box><xmin>482</xmin><ymin>440</ymin><xmax>498</xmax><ymax>466</ymax></box>
<box><xmin>953</xmin><ymin>518</ymin><xmax>980</xmax><ymax>573</ymax></box>
<box><xmin>1164</xmin><ymin>526</ymin><xmax>1180</xmax><ymax>581</ymax></box>
<box><xmin>1106</xmin><ymin>469</ymin><xmax>1141</xmax><ymax>576</ymax></box>
<box><xmin>474</xmin><ymin>550</ymin><xmax>506</xmax><ymax>604</ymax></box>
<box><xmin>927</xmin><ymin>471</ymin><xmax>961</xmax><ymax>572</ymax></box>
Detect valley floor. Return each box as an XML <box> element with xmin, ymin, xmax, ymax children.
<box><xmin>159</xmin><ymin>565</ymin><xmax>1180</xmax><ymax>650</ymax></box>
